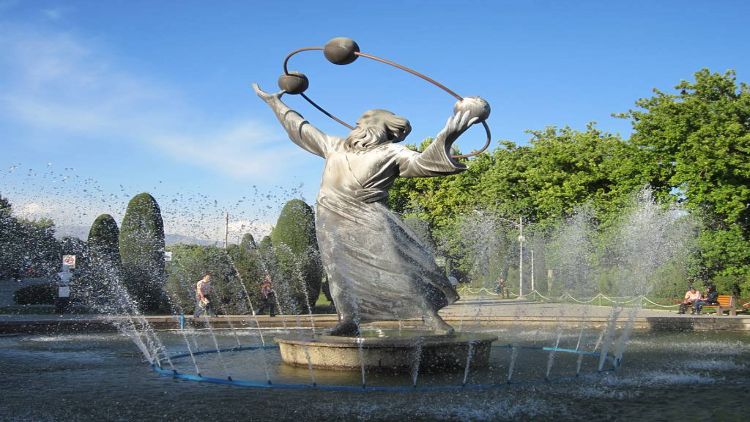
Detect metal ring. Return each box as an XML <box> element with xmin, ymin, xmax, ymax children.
<box><xmin>282</xmin><ymin>47</ymin><xmax>491</xmax><ymax>159</ymax></box>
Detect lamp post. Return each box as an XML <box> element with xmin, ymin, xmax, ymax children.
<box><xmin>517</xmin><ymin>216</ymin><xmax>525</xmax><ymax>298</ymax></box>
<box><xmin>493</xmin><ymin>214</ymin><xmax>527</xmax><ymax>299</ymax></box>
<box><xmin>530</xmin><ymin>249</ymin><xmax>534</xmax><ymax>293</ymax></box>
<box><xmin>224</xmin><ymin>211</ymin><xmax>229</xmax><ymax>249</ymax></box>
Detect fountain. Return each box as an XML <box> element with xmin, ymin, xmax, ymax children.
<box><xmin>33</xmin><ymin>185</ymin><xmax>689</xmax><ymax>393</ymax></box>
<box><xmin>2</xmin><ymin>38</ymin><xmax>748</xmax><ymax>421</ymax></box>
<box><xmin>3</xmin><ymin>157</ymin><xmax>748</xmax><ymax>420</ymax></box>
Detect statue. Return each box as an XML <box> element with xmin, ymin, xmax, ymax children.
<box><xmin>254</xmin><ymin>37</ymin><xmax>490</xmax><ymax>336</ymax></box>
<box><xmin>255</xmin><ymin>84</ymin><xmax>489</xmax><ymax>335</ymax></box>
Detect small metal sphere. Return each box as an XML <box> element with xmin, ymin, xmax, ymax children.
<box><xmin>278</xmin><ymin>71</ymin><xmax>309</xmax><ymax>95</ymax></box>
<box><xmin>454</xmin><ymin>96</ymin><xmax>491</xmax><ymax>122</ymax></box>
<box><xmin>323</xmin><ymin>37</ymin><xmax>360</xmax><ymax>65</ymax></box>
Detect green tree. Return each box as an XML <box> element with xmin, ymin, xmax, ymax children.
<box><xmin>270</xmin><ymin>199</ymin><xmax>323</xmax><ymax>313</ymax></box>
<box><xmin>0</xmin><ymin>195</ymin><xmax>23</xmax><ymax>279</ymax></box>
<box><xmin>240</xmin><ymin>233</ymin><xmax>256</xmax><ymax>250</ymax></box>
<box><xmin>521</xmin><ymin>125</ymin><xmax>644</xmax><ymax>229</ymax></box>
<box><xmin>59</xmin><ymin>236</ymin><xmax>88</xmax><ymax>267</ymax></box>
<box><xmin>119</xmin><ymin>193</ymin><xmax>166</xmax><ymax>312</ymax></box>
<box><xmin>389</xmin><ymin>129</ymin><xmax>642</xmax><ymax>286</ymax></box>
<box><xmin>74</xmin><ymin>214</ymin><xmax>121</xmax><ymax>311</ymax></box>
<box><xmin>165</xmin><ymin>244</ymin><xmax>251</xmax><ymax>315</ymax></box>
<box><xmin>621</xmin><ymin>69</ymin><xmax>750</xmax><ymax>292</ymax></box>
<box><xmin>227</xmin><ymin>235</ymin><xmax>266</xmax><ymax>310</ymax></box>
<box><xmin>1</xmin><ymin>214</ymin><xmax>61</xmax><ymax>279</ymax></box>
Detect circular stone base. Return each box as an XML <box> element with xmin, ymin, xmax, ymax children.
<box><xmin>274</xmin><ymin>330</ymin><xmax>498</xmax><ymax>372</ymax></box>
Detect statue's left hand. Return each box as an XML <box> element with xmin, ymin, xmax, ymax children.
<box><xmin>252</xmin><ymin>83</ymin><xmax>284</xmax><ymax>103</ymax></box>
<box><xmin>437</xmin><ymin>98</ymin><xmax>490</xmax><ymax>148</ymax></box>
<box><xmin>453</xmin><ymin>96</ymin><xmax>490</xmax><ymax>124</ymax></box>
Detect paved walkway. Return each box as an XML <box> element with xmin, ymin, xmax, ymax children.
<box><xmin>2</xmin><ymin>298</ymin><xmax>748</xmax><ymax>334</ymax></box>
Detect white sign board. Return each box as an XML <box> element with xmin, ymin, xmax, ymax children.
<box><xmin>164</xmin><ymin>251</ymin><xmax>172</xmax><ymax>262</ymax></box>
<box><xmin>62</xmin><ymin>255</ymin><xmax>76</xmax><ymax>269</ymax></box>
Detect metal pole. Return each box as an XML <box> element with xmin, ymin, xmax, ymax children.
<box><xmin>518</xmin><ymin>216</ymin><xmax>524</xmax><ymax>298</ymax></box>
<box><xmin>224</xmin><ymin>212</ymin><xmax>229</xmax><ymax>249</ymax></box>
<box><xmin>531</xmin><ymin>249</ymin><xmax>535</xmax><ymax>293</ymax></box>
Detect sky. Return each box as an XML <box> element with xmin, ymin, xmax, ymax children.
<box><xmin>1</xmin><ymin>0</ymin><xmax>749</xmax><ymax>242</ymax></box>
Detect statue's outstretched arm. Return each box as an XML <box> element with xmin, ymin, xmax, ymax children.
<box><xmin>400</xmin><ymin>97</ymin><xmax>490</xmax><ymax>177</ymax></box>
<box><xmin>253</xmin><ymin>84</ymin><xmax>334</xmax><ymax>158</ymax></box>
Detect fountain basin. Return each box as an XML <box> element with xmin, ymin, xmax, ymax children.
<box><xmin>274</xmin><ymin>330</ymin><xmax>497</xmax><ymax>371</ymax></box>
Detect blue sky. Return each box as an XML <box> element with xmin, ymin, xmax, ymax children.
<box><xmin>1</xmin><ymin>0</ymin><xmax>748</xmax><ymax>241</ymax></box>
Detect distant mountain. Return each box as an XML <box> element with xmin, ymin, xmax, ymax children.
<box><xmin>55</xmin><ymin>225</ymin><xmax>217</xmax><ymax>245</ymax></box>
<box><xmin>164</xmin><ymin>233</ymin><xmax>216</xmax><ymax>246</ymax></box>
<box><xmin>54</xmin><ymin>225</ymin><xmax>89</xmax><ymax>240</ymax></box>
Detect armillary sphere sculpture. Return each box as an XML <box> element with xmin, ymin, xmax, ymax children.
<box><xmin>276</xmin><ymin>37</ymin><xmax>491</xmax><ymax>159</ymax></box>
<box><xmin>255</xmin><ymin>37</ymin><xmax>491</xmax><ymax>336</ymax></box>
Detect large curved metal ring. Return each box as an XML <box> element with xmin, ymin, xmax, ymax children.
<box><xmin>282</xmin><ymin>47</ymin><xmax>491</xmax><ymax>159</ymax></box>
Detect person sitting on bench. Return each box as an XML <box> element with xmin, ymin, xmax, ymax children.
<box><xmin>693</xmin><ymin>284</ymin><xmax>719</xmax><ymax>315</ymax></box>
<box><xmin>679</xmin><ymin>286</ymin><xmax>701</xmax><ymax>314</ymax></box>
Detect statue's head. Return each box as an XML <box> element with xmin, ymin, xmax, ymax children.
<box><xmin>345</xmin><ymin>109</ymin><xmax>411</xmax><ymax>150</ymax></box>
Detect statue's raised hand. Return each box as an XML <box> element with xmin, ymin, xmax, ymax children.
<box><xmin>453</xmin><ymin>96</ymin><xmax>490</xmax><ymax>124</ymax></box>
<box><xmin>252</xmin><ymin>83</ymin><xmax>284</xmax><ymax>103</ymax></box>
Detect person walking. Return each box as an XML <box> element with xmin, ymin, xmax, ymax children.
<box><xmin>495</xmin><ymin>276</ymin><xmax>509</xmax><ymax>299</ymax></box>
<box><xmin>257</xmin><ymin>273</ymin><xmax>276</xmax><ymax>317</ymax></box>
<box><xmin>193</xmin><ymin>272</ymin><xmax>214</xmax><ymax>318</ymax></box>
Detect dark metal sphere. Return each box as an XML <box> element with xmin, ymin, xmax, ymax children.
<box><xmin>454</xmin><ymin>96</ymin><xmax>491</xmax><ymax>122</ymax></box>
<box><xmin>323</xmin><ymin>37</ymin><xmax>360</xmax><ymax>65</ymax></box>
<box><xmin>278</xmin><ymin>71</ymin><xmax>309</xmax><ymax>95</ymax></box>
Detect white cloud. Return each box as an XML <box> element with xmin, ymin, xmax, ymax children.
<box><xmin>0</xmin><ymin>24</ymin><xmax>304</xmax><ymax>181</ymax></box>
<box><xmin>18</xmin><ymin>201</ymin><xmax>49</xmax><ymax>217</ymax></box>
<box><xmin>153</xmin><ymin>120</ymin><xmax>305</xmax><ymax>179</ymax></box>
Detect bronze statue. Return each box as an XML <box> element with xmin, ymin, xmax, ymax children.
<box><xmin>254</xmin><ymin>38</ymin><xmax>490</xmax><ymax>335</ymax></box>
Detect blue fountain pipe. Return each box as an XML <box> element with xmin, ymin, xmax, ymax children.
<box><xmin>152</xmin><ymin>363</ymin><xmax>617</xmax><ymax>392</ymax></box>
<box><xmin>152</xmin><ymin>343</ymin><xmax>618</xmax><ymax>392</ymax></box>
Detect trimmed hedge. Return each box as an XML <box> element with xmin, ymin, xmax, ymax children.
<box><xmin>14</xmin><ymin>283</ymin><xmax>56</xmax><ymax>305</ymax></box>
<box><xmin>119</xmin><ymin>193</ymin><xmax>166</xmax><ymax>312</ymax></box>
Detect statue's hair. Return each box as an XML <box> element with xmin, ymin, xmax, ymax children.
<box><xmin>344</xmin><ymin>109</ymin><xmax>411</xmax><ymax>150</ymax></box>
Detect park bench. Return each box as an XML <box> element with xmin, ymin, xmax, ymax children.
<box><xmin>701</xmin><ymin>295</ymin><xmax>738</xmax><ymax>316</ymax></box>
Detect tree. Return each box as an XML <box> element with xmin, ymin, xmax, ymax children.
<box><xmin>520</xmin><ymin>125</ymin><xmax>644</xmax><ymax>229</ymax></box>
<box><xmin>59</xmin><ymin>236</ymin><xmax>88</xmax><ymax>267</ymax></box>
<box><xmin>0</xmin><ymin>194</ymin><xmax>61</xmax><ymax>279</ymax></box>
<box><xmin>270</xmin><ymin>199</ymin><xmax>323</xmax><ymax>313</ymax></box>
<box><xmin>73</xmin><ymin>214</ymin><xmax>121</xmax><ymax>311</ymax></box>
<box><xmin>621</xmin><ymin>69</ymin><xmax>750</xmax><ymax>292</ymax></box>
<box><xmin>0</xmin><ymin>195</ymin><xmax>23</xmax><ymax>279</ymax></box>
<box><xmin>164</xmin><ymin>244</ymin><xmax>252</xmax><ymax>315</ymax></box>
<box><xmin>240</xmin><ymin>233</ymin><xmax>256</xmax><ymax>250</ymax></box>
<box><xmin>119</xmin><ymin>193</ymin><xmax>166</xmax><ymax>312</ymax></box>
<box><xmin>389</xmin><ymin>129</ymin><xmax>643</xmax><ymax>287</ymax></box>
<box><xmin>227</xmin><ymin>235</ymin><xmax>266</xmax><ymax>311</ymax></box>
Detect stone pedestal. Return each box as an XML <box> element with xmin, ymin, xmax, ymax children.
<box><xmin>274</xmin><ymin>330</ymin><xmax>497</xmax><ymax>371</ymax></box>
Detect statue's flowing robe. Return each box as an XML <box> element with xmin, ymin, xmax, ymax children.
<box><xmin>275</xmin><ymin>106</ymin><xmax>465</xmax><ymax>321</ymax></box>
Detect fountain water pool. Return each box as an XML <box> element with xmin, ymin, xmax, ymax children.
<box><xmin>145</xmin><ymin>325</ymin><xmax>615</xmax><ymax>392</ymax></box>
<box><xmin>1</xmin><ymin>328</ymin><xmax>748</xmax><ymax>420</ymax></box>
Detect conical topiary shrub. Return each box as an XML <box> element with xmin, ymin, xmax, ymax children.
<box><xmin>78</xmin><ymin>214</ymin><xmax>121</xmax><ymax>310</ymax></box>
<box><xmin>119</xmin><ymin>193</ymin><xmax>166</xmax><ymax>312</ymax></box>
<box><xmin>270</xmin><ymin>199</ymin><xmax>323</xmax><ymax>313</ymax></box>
